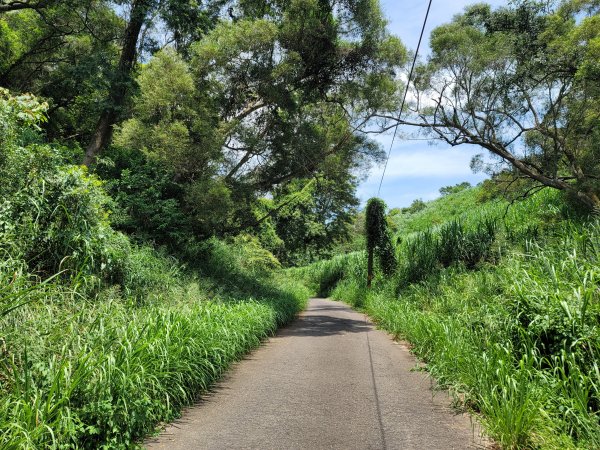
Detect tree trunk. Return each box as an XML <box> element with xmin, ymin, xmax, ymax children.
<box><xmin>575</xmin><ymin>190</ymin><xmax>600</xmax><ymax>212</ymax></box>
<box><xmin>82</xmin><ymin>0</ymin><xmax>150</xmax><ymax>166</ymax></box>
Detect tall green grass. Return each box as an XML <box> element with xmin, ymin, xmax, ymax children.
<box><xmin>298</xmin><ymin>188</ymin><xmax>600</xmax><ymax>448</ymax></box>
<box><xmin>0</xmin><ymin>248</ymin><xmax>308</xmax><ymax>448</ymax></box>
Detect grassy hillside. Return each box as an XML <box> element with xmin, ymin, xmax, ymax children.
<box><xmin>296</xmin><ymin>187</ymin><xmax>600</xmax><ymax>449</ymax></box>
<box><xmin>390</xmin><ymin>186</ymin><xmax>490</xmax><ymax>234</ymax></box>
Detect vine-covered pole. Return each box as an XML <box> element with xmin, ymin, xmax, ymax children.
<box><xmin>365</xmin><ymin>198</ymin><xmax>397</xmax><ymax>288</ymax></box>
<box><xmin>367</xmin><ymin>243</ymin><xmax>374</xmax><ymax>288</ymax></box>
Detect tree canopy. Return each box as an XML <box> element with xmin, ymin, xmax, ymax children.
<box><xmin>0</xmin><ymin>0</ymin><xmax>406</xmax><ymax>264</ymax></box>
<box><xmin>385</xmin><ymin>0</ymin><xmax>600</xmax><ymax>210</ymax></box>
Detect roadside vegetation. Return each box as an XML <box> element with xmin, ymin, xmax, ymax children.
<box><xmin>0</xmin><ymin>82</ymin><xmax>309</xmax><ymax>449</ymax></box>
<box><xmin>1</xmin><ymin>269</ymin><xmax>306</xmax><ymax>448</ymax></box>
<box><xmin>296</xmin><ymin>186</ymin><xmax>600</xmax><ymax>449</ymax></box>
<box><xmin>2</xmin><ymin>0</ymin><xmax>600</xmax><ymax>448</ymax></box>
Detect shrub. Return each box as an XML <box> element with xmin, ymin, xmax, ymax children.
<box><xmin>0</xmin><ymin>91</ymin><xmax>116</xmax><ymax>280</ymax></box>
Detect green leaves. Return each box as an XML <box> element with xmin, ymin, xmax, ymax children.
<box><xmin>406</xmin><ymin>1</ymin><xmax>600</xmax><ymax>210</ymax></box>
<box><xmin>0</xmin><ymin>91</ymin><xmax>114</xmax><ymax>279</ymax></box>
<box><xmin>0</xmin><ymin>88</ymin><xmax>47</xmax><ymax>142</ymax></box>
<box><xmin>365</xmin><ymin>197</ymin><xmax>396</xmax><ymax>278</ymax></box>
<box><xmin>192</xmin><ymin>18</ymin><xmax>278</xmax><ymax>73</ymax></box>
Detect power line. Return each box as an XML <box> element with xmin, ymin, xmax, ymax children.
<box><xmin>377</xmin><ymin>0</ymin><xmax>433</xmax><ymax>197</ymax></box>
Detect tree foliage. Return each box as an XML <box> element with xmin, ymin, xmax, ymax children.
<box><xmin>0</xmin><ymin>88</ymin><xmax>120</xmax><ymax>278</ymax></box>
<box><xmin>0</xmin><ymin>0</ymin><xmax>406</xmax><ymax>264</ymax></box>
<box><xmin>440</xmin><ymin>182</ymin><xmax>471</xmax><ymax>197</ymax></box>
<box><xmin>0</xmin><ymin>0</ymin><xmax>405</xmax><ymax>264</ymax></box>
<box><xmin>270</xmin><ymin>177</ymin><xmax>361</xmax><ymax>265</ymax></box>
<box><xmin>106</xmin><ymin>0</ymin><xmax>398</xmax><ymax>257</ymax></box>
<box><xmin>389</xmin><ymin>0</ymin><xmax>600</xmax><ymax>210</ymax></box>
<box><xmin>0</xmin><ymin>0</ymin><xmax>122</xmax><ymax>143</ymax></box>
<box><xmin>365</xmin><ymin>197</ymin><xmax>396</xmax><ymax>286</ymax></box>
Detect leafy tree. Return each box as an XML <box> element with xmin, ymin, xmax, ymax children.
<box><xmin>402</xmin><ymin>198</ymin><xmax>426</xmax><ymax>215</ymax></box>
<box><xmin>365</xmin><ymin>197</ymin><xmax>396</xmax><ymax>287</ymax></box>
<box><xmin>388</xmin><ymin>0</ymin><xmax>600</xmax><ymax>210</ymax></box>
<box><xmin>110</xmin><ymin>0</ymin><xmax>397</xmax><ymax>259</ymax></box>
<box><xmin>82</xmin><ymin>0</ymin><xmax>153</xmax><ymax>165</ymax></box>
<box><xmin>0</xmin><ymin>0</ymin><xmax>225</xmax><ymax>163</ymax></box>
<box><xmin>0</xmin><ymin>0</ymin><xmax>122</xmax><ymax>145</ymax></box>
<box><xmin>188</xmin><ymin>0</ymin><xmax>404</xmax><ymax>190</ymax></box>
<box><xmin>440</xmin><ymin>182</ymin><xmax>471</xmax><ymax>196</ymax></box>
<box><xmin>270</xmin><ymin>177</ymin><xmax>360</xmax><ymax>265</ymax></box>
<box><xmin>115</xmin><ymin>48</ymin><xmax>220</xmax><ymax>179</ymax></box>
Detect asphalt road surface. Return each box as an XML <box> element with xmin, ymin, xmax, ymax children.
<box><xmin>145</xmin><ymin>298</ymin><xmax>488</xmax><ymax>450</ymax></box>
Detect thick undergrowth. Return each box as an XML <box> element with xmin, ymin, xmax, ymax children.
<box><xmin>296</xmin><ymin>189</ymin><xmax>600</xmax><ymax>449</ymax></box>
<box><xmin>0</xmin><ymin>89</ymin><xmax>309</xmax><ymax>449</ymax></box>
<box><xmin>0</xmin><ymin>263</ymin><xmax>307</xmax><ymax>449</ymax></box>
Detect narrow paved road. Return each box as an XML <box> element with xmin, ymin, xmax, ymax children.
<box><xmin>145</xmin><ymin>298</ymin><xmax>488</xmax><ymax>449</ymax></box>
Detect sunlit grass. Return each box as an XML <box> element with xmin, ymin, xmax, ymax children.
<box><xmin>0</xmin><ymin>245</ymin><xmax>309</xmax><ymax>449</ymax></box>
<box><xmin>297</xmin><ymin>189</ymin><xmax>600</xmax><ymax>448</ymax></box>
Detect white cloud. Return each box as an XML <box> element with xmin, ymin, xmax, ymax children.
<box><xmin>367</xmin><ymin>146</ymin><xmax>479</xmax><ymax>180</ymax></box>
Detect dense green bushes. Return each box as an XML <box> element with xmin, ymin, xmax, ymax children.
<box><xmin>0</xmin><ymin>219</ymin><xmax>308</xmax><ymax>448</ymax></box>
<box><xmin>298</xmin><ymin>188</ymin><xmax>600</xmax><ymax>448</ymax></box>
<box><xmin>0</xmin><ymin>89</ymin><xmax>310</xmax><ymax>448</ymax></box>
<box><xmin>0</xmin><ymin>91</ymin><xmax>112</xmax><ymax>279</ymax></box>
<box><xmin>0</xmin><ymin>91</ymin><xmax>187</xmax><ymax>303</ymax></box>
<box><xmin>95</xmin><ymin>146</ymin><xmax>193</xmax><ymax>247</ymax></box>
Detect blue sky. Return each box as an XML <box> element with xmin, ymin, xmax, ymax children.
<box><xmin>357</xmin><ymin>0</ymin><xmax>507</xmax><ymax>208</ymax></box>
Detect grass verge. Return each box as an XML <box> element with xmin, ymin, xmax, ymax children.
<box><xmin>0</xmin><ymin>250</ymin><xmax>309</xmax><ymax>449</ymax></box>
<box><xmin>295</xmin><ymin>189</ymin><xmax>600</xmax><ymax>449</ymax></box>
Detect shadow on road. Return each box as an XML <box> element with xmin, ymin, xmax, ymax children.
<box><xmin>279</xmin><ymin>314</ymin><xmax>371</xmax><ymax>337</ymax></box>
<box><xmin>304</xmin><ymin>304</ymin><xmax>349</xmax><ymax>312</ymax></box>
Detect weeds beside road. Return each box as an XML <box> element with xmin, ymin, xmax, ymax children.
<box><xmin>296</xmin><ymin>189</ymin><xmax>600</xmax><ymax>449</ymax></box>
